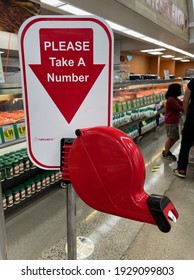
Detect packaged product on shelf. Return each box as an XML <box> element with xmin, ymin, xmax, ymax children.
<box><xmin>113</xmin><ymin>102</ymin><xmax>117</xmax><ymax>113</ymax></box>
<box><xmin>2</xmin><ymin>192</ymin><xmax>7</xmax><ymax>210</ymax></box>
<box><xmin>29</xmin><ymin>179</ymin><xmax>36</xmax><ymax>194</ymax></box>
<box><xmin>23</xmin><ymin>155</ymin><xmax>30</xmax><ymax>171</ymax></box>
<box><xmin>29</xmin><ymin>159</ymin><xmax>36</xmax><ymax>169</ymax></box>
<box><xmin>50</xmin><ymin>171</ymin><xmax>55</xmax><ymax>185</ymax></box>
<box><xmin>132</xmin><ymin>99</ymin><xmax>137</xmax><ymax>107</ymax></box>
<box><xmin>12</xmin><ymin>158</ymin><xmax>20</xmax><ymax>177</ymax></box>
<box><xmin>5</xmin><ymin>189</ymin><xmax>14</xmax><ymax>207</ymax></box>
<box><xmin>143</xmin><ymin>96</ymin><xmax>148</xmax><ymax>105</ymax></box>
<box><xmin>121</xmin><ymin>101</ymin><xmax>127</xmax><ymax>110</ymax></box>
<box><xmin>4</xmin><ymin>160</ymin><xmax>14</xmax><ymax>179</ymax></box>
<box><xmin>24</xmin><ymin>181</ymin><xmax>32</xmax><ymax>197</ymax></box>
<box><xmin>58</xmin><ymin>171</ymin><xmax>62</xmax><ymax>180</ymax></box>
<box><xmin>1</xmin><ymin>153</ymin><xmax>10</xmax><ymax>160</ymax></box>
<box><xmin>12</xmin><ymin>186</ymin><xmax>20</xmax><ymax>204</ymax></box>
<box><xmin>139</xmin><ymin>97</ymin><xmax>144</xmax><ymax>106</ymax></box>
<box><xmin>127</xmin><ymin>100</ymin><xmax>132</xmax><ymax>109</ymax></box>
<box><xmin>136</xmin><ymin>99</ymin><xmax>140</xmax><ymax>107</ymax></box>
<box><xmin>40</xmin><ymin>174</ymin><xmax>46</xmax><ymax>189</ymax></box>
<box><xmin>116</xmin><ymin>102</ymin><xmax>123</xmax><ymax>112</ymax></box>
<box><xmin>0</xmin><ymin>163</ymin><xmax>5</xmax><ymax>181</ymax></box>
<box><xmin>45</xmin><ymin>172</ymin><xmax>50</xmax><ymax>187</ymax></box>
<box><xmin>19</xmin><ymin>184</ymin><xmax>26</xmax><ymax>201</ymax></box>
<box><xmin>34</xmin><ymin>175</ymin><xmax>42</xmax><ymax>192</ymax></box>
<box><xmin>18</xmin><ymin>156</ymin><xmax>24</xmax><ymax>174</ymax></box>
<box><xmin>54</xmin><ymin>171</ymin><xmax>59</xmax><ymax>182</ymax></box>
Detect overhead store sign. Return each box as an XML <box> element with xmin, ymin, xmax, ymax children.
<box><xmin>19</xmin><ymin>16</ymin><xmax>113</xmax><ymax>169</ymax></box>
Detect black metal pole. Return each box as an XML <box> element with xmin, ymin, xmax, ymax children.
<box><xmin>66</xmin><ymin>183</ymin><xmax>77</xmax><ymax>260</ymax></box>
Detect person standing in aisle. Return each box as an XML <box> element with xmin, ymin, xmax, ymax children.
<box><xmin>162</xmin><ymin>83</ymin><xmax>183</xmax><ymax>160</ymax></box>
<box><xmin>174</xmin><ymin>78</ymin><xmax>194</xmax><ymax>178</ymax></box>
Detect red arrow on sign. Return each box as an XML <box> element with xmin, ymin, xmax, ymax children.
<box><xmin>29</xmin><ymin>28</ymin><xmax>105</xmax><ymax>123</ymax></box>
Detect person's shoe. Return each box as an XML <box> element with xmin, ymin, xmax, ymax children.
<box><xmin>168</xmin><ymin>151</ymin><xmax>177</xmax><ymax>160</ymax></box>
<box><xmin>162</xmin><ymin>150</ymin><xmax>177</xmax><ymax>161</ymax></box>
<box><xmin>173</xmin><ymin>169</ymin><xmax>186</xmax><ymax>178</ymax></box>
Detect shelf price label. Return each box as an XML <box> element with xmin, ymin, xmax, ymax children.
<box><xmin>17</xmin><ymin>123</ymin><xmax>26</xmax><ymax>138</ymax></box>
<box><xmin>2</xmin><ymin>125</ymin><xmax>16</xmax><ymax>142</ymax></box>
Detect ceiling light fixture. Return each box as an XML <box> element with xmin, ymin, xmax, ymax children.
<box><xmin>141</xmin><ymin>48</ymin><xmax>166</xmax><ymax>52</ymax></box>
<box><xmin>59</xmin><ymin>4</ymin><xmax>93</xmax><ymax>15</ymax></box>
<box><xmin>41</xmin><ymin>0</ymin><xmax>64</xmax><ymax>7</ymax></box>
<box><xmin>180</xmin><ymin>59</ymin><xmax>190</xmax><ymax>62</ymax></box>
<box><xmin>162</xmin><ymin>55</ymin><xmax>175</xmax><ymax>58</ymax></box>
<box><xmin>172</xmin><ymin>57</ymin><xmax>182</xmax><ymax>60</ymax></box>
<box><xmin>105</xmin><ymin>20</ymin><xmax>126</xmax><ymax>32</ymax></box>
<box><xmin>148</xmin><ymin>51</ymin><xmax>164</xmax><ymax>55</ymax></box>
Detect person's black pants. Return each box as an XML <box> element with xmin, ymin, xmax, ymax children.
<box><xmin>177</xmin><ymin>118</ymin><xmax>194</xmax><ymax>171</ymax></box>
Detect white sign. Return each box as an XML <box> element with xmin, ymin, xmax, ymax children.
<box><xmin>19</xmin><ymin>16</ymin><xmax>113</xmax><ymax>169</ymax></box>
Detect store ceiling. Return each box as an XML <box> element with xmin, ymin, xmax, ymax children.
<box><xmin>38</xmin><ymin>0</ymin><xmax>193</xmax><ymax>61</ymax></box>
<box><xmin>1</xmin><ymin>1</ymin><xmax>193</xmax><ymax>62</ymax></box>
<box><xmin>115</xmin><ymin>34</ymin><xmax>191</xmax><ymax>60</ymax></box>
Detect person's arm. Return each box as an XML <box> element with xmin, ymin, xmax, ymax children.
<box><xmin>183</xmin><ymin>87</ymin><xmax>191</xmax><ymax>115</ymax></box>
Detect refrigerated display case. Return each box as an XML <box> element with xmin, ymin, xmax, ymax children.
<box><xmin>113</xmin><ymin>78</ymin><xmax>183</xmax><ymax>140</ymax></box>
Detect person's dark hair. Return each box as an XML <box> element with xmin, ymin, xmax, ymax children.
<box><xmin>165</xmin><ymin>83</ymin><xmax>182</xmax><ymax>99</ymax></box>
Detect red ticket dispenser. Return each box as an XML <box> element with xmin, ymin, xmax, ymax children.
<box><xmin>65</xmin><ymin>126</ymin><xmax>178</xmax><ymax>232</ymax></box>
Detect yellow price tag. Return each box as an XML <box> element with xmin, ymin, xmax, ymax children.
<box><xmin>17</xmin><ymin>124</ymin><xmax>26</xmax><ymax>138</ymax></box>
<box><xmin>3</xmin><ymin>126</ymin><xmax>15</xmax><ymax>142</ymax></box>
<box><xmin>142</xmin><ymin>121</ymin><xmax>147</xmax><ymax>126</ymax></box>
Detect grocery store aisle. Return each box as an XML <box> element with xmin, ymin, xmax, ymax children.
<box><xmin>4</xmin><ymin>126</ymin><xmax>194</xmax><ymax>260</ymax></box>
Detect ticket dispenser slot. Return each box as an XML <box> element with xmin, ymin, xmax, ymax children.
<box><xmin>68</xmin><ymin>126</ymin><xmax>178</xmax><ymax>232</ymax></box>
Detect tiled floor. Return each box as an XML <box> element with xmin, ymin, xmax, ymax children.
<box><xmin>3</xmin><ymin>126</ymin><xmax>194</xmax><ymax>260</ymax></box>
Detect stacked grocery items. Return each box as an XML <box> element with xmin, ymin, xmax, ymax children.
<box><xmin>113</xmin><ymin>93</ymin><xmax>165</xmax><ymax>128</ymax></box>
<box><xmin>124</xmin><ymin>125</ymin><xmax>139</xmax><ymax>139</ymax></box>
<box><xmin>113</xmin><ymin>104</ymin><xmax>158</xmax><ymax>128</ymax></box>
<box><xmin>0</xmin><ymin>148</ymin><xmax>36</xmax><ymax>181</ymax></box>
<box><xmin>0</xmin><ymin>147</ymin><xmax>62</xmax><ymax>211</ymax></box>
<box><xmin>2</xmin><ymin>170</ymin><xmax>62</xmax><ymax>211</ymax></box>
